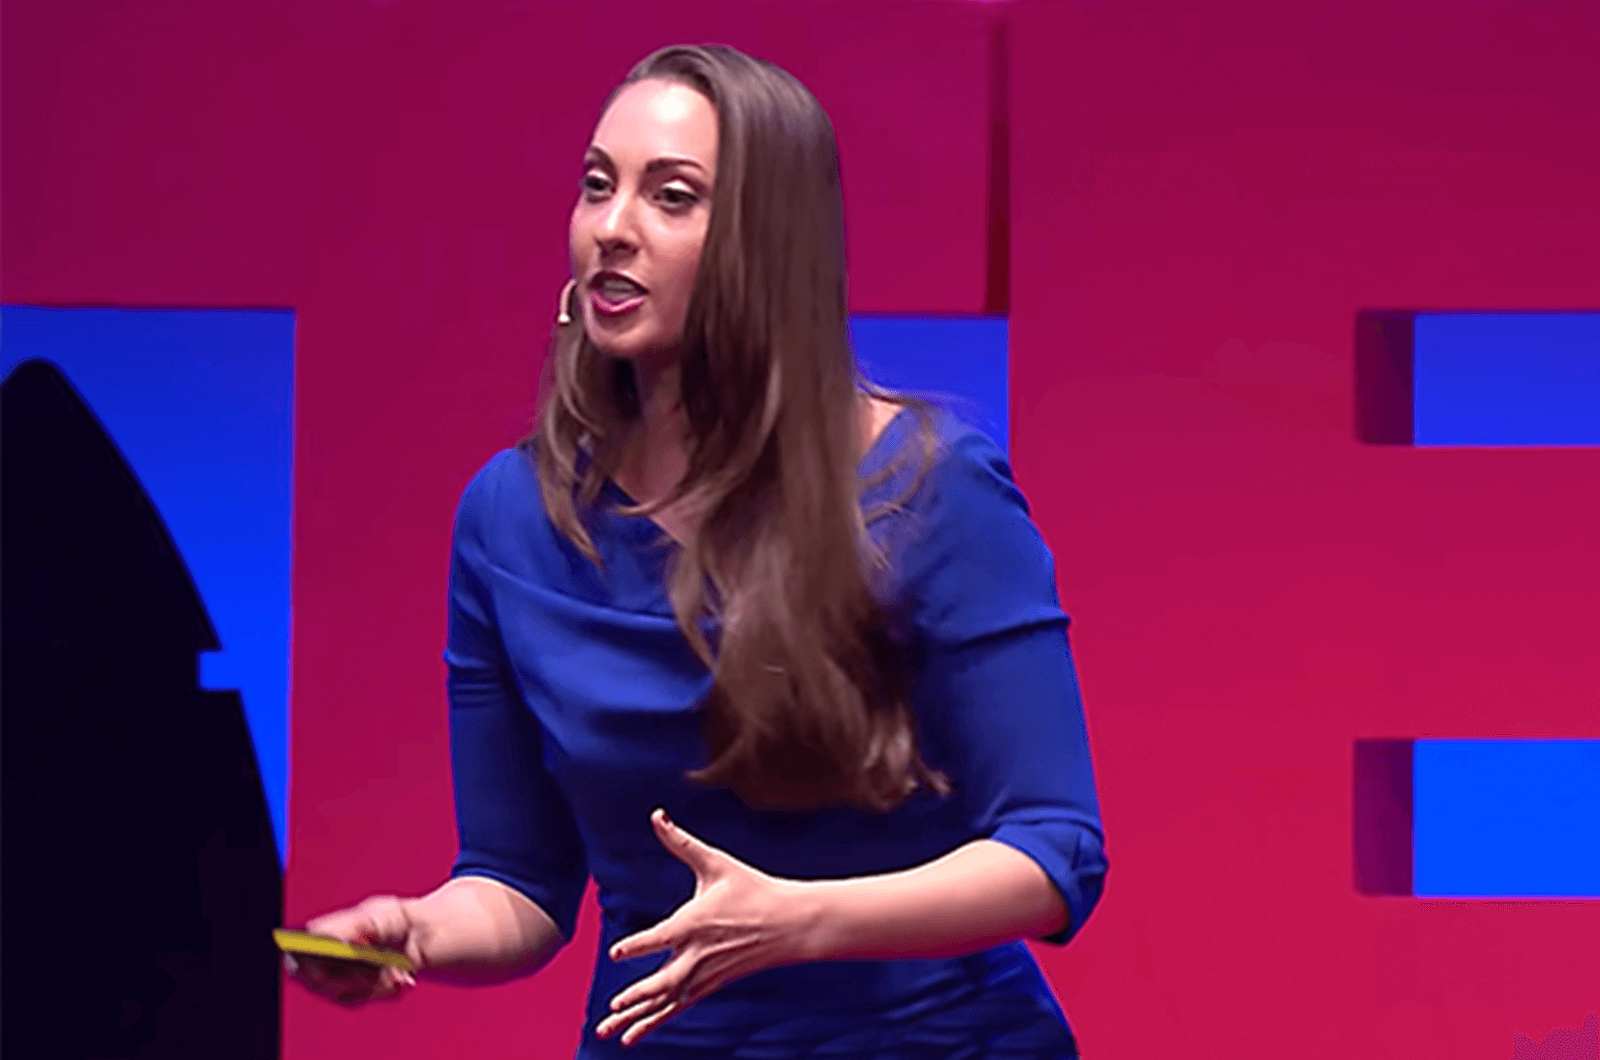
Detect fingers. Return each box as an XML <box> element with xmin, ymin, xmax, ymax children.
<box><xmin>598</xmin><ymin>952</ymin><xmax>689</xmax><ymax>1041</ymax></box>
<box><xmin>287</xmin><ymin>953</ymin><xmax>378</xmax><ymax>997</ymax></box>
<box><xmin>610</xmin><ymin>918</ymin><xmax>675</xmax><ymax>963</ymax></box>
<box><xmin>606</xmin><ymin>962</ymin><xmax>676</xmax><ymax>1014</ymax></box>
<box><xmin>598</xmin><ymin>949</ymin><xmax>741</xmax><ymax>1044</ymax></box>
<box><xmin>654</xmin><ymin>810</ymin><xmax>708</xmax><ymax>853</ymax></box>
<box><xmin>596</xmin><ymin>994</ymin><xmax>663</xmax><ymax>1041</ymax></box>
<box><xmin>308</xmin><ymin>895</ymin><xmax>411</xmax><ymax>950</ymax></box>
<box><xmin>651</xmin><ymin>810</ymin><xmax>719</xmax><ymax>871</ymax></box>
<box><xmin>598</xmin><ymin>991</ymin><xmax>686</xmax><ymax>1046</ymax></box>
<box><xmin>368</xmin><ymin>965</ymin><xmax>417</xmax><ymax>1003</ymax></box>
<box><xmin>286</xmin><ymin>954</ymin><xmax>416</xmax><ymax>1005</ymax></box>
<box><xmin>289</xmin><ymin>894</ymin><xmax>419</xmax><ymax>1008</ymax></box>
<box><xmin>618</xmin><ymin>998</ymin><xmax>683</xmax><ymax>1048</ymax></box>
<box><xmin>601</xmin><ymin>977</ymin><xmax>726</xmax><ymax>1048</ymax></box>
<box><xmin>354</xmin><ymin>896</ymin><xmax>415</xmax><ymax>950</ymax></box>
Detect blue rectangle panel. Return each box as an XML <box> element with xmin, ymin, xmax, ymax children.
<box><xmin>849</xmin><ymin>315</ymin><xmax>1009</xmax><ymax>453</ymax></box>
<box><xmin>1414</xmin><ymin>312</ymin><xmax>1600</xmax><ymax>446</ymax></box>
<box><xmin>2</xmin><ymin>305</ymin><xmax>294</xmax><ymax>863</ymax></box>
<box><xmin>1414</xmin><ymin>739</ymin><xmax>1600</xmax><ymax>897</ymax></box>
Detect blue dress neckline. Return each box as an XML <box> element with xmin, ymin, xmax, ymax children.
<box><xmin>444</xmin><ymin>402</ymin><xmax>1104</xmax><ymax>1056</ymax></box>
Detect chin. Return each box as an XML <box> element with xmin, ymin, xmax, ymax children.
<box><xmin>585</xmin><ymin>328</ymin><xmax>676</xmax><ymax>367</ymax></box>
<box><xmin>587</xmin><ymin>336</ymin><xmax>647</xmax><ymax>361</ymax></box>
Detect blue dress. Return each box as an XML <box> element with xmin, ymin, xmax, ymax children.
<box><xmin>444</xmin><ymin>406</ymin><xmax>1108</xmax><ymax>1059</ymax></box>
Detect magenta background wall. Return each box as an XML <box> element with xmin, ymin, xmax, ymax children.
<box><xmin>1007</xmin><ymin>2</ymin><xmax>1599</xmax><ymax>1056</ymax></box>
<box><xmin>5</xmin><ymin>1</ymin><xmax>1596</xmax><ymax>1058</ymax></box>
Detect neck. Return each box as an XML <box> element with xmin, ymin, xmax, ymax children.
<box><xmin>633</xmin><ymin>357</ymin><xmax>684</xmax><ymax>438</ymax></box>
<box><xmin>616</xmin><ymin>357</ymin><xmax>878</xmax><ymax>505</ymax></box>
<box><xmin>619</xmin><ymin>356</ymin><xmax>690</xmax><ymax>502</ymax></box>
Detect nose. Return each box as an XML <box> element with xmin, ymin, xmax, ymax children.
<box><xmin>593</xmin><ymin>185</ymin><xmax>639</xmax><ymax>256</ymax></box>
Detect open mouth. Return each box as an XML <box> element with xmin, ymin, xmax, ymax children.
<box><xmin>591</xmin><ymin>274</ymin><xmax>647</xmax><ymax>315</ymax></box>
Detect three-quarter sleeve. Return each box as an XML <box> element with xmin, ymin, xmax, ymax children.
<box><xmin>902</xmin><ymin>430</ymin><xmax>1109</xmax><ymax>947</ymax></box>
<box><xmin>444</xmin><ymin>453</ymin><xmax>589</xmax><ymax>942</ymax></box>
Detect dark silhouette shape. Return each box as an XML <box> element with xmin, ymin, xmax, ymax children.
<box><xmin>1353</xmin><ymin>738</ymin><xmax>1413</xmax><ymax>897</ymax></box>
<box><xmin>2</xmin><ymin>359</ymin><xmax>281</xmax><ymax>1059</ymax></box>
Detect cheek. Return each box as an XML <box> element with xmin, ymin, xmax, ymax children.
<box><xmin>662</xmin><ymin>229</ymin><xmax>708</xmax><ymax>308</ymax></box>
<box><xmin>569</xmin><ymin>215</ymin><xmax>587</xmax><ymax>271</ymax></box>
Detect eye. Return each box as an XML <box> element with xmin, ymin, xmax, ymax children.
<box><xmin>659</xmin><ymin>182</ymin><xmax>699</xmax><ymax>209</ymax></box>
<box><xmin>581</xmin><ymin>171</ymin><xmax>612</xmax><ymax>198</ymax></box>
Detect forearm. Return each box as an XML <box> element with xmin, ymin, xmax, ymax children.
<box><xmin>407</xmin><ymin>876</ymin><xmax>566</xmax><ymax>986</ymax></box>
<box><xmin>800</xmin><ymin>839</ymin><xmax>1069</xmax><ymax>962</ymax></box>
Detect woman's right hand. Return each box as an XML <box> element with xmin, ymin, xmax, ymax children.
<box><xmin>284</xmin><ymin>895</ymin><xmax>423</xmax><ymax>1007</ymax></box>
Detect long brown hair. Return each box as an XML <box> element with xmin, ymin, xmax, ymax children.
<box><xmin>524</xmin><ymin>44</ymin><xmax>952</xmax><ymax>813</ymax></box>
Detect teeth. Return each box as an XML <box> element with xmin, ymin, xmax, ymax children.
<box><xmin>598</xmin><ymin>278</ymin><xmax>644</xmax><ymax>297</ymax></box>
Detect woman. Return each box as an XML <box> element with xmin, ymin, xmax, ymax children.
<box><xmin>289</xmin><ymin>44</ymin><xmax>1108</xmax><ymax>1058</ymax></box>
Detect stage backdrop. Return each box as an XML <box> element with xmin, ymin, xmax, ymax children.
<box><xmin>4</xmin><ymin>2</ymin><xmax>1005</xmax><ymax>1058</ymax></box>
<box><xmin>3</xmin><ymin>1</ymin><xmax>1596</xmax><ymax>1059</ymax></box>
<box><xmin>1007</xmin><ymin>0</ymin><xmax>1599</xmax><ymax>1056</ymax></box>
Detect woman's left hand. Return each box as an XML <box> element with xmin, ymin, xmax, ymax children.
<box><xmin>597</xmin><ymin>809</ymin><xmax>818</xmax><ymax>1047</ymax></box>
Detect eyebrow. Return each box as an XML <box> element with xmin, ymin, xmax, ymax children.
<box><xmin>584</xmin><ymin>145</ymin><xmax>708</xmax><ymax>177</ymax></box>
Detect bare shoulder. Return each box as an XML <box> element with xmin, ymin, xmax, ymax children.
<box><xmin>861</xmin><ymin>395</ymin><xmax>902</xmax><ymax>457</ymax></box>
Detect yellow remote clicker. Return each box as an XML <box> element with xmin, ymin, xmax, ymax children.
<box><xmin>273</xmin><ymin>929</ymin><xmax>416</xmax><ymax>973</ymax></box>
